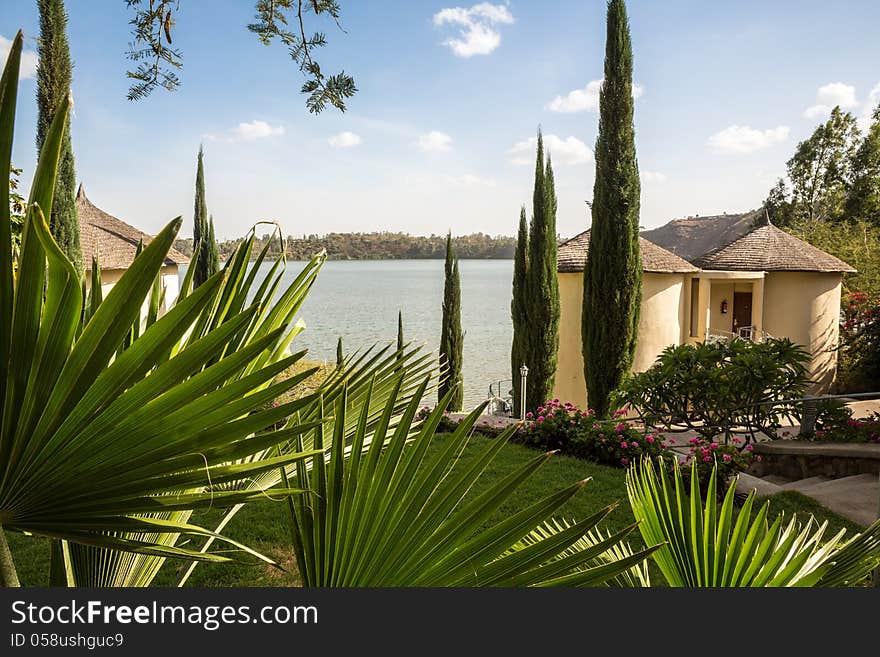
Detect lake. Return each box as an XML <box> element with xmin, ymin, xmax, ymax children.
<box><xmin>182</xmin><ymin>259</ymin><xmax>514</xmax><ymax>409</ymax></box>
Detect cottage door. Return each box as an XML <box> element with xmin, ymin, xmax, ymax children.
<box><xmin>733</xmin><ymin>292</ymin><xmax>752</xmax><ymax>336</ymax></box>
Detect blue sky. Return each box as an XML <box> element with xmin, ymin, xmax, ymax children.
<box><xmin>2</xmin><ymin>1</ymin><xmax>879</xmax><ymax>240</ymax></box>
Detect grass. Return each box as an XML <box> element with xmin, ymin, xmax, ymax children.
<box><xmin>5</xmin><ymin>434</ymin><xmax>870</xmax><ymax>587</ymax></box>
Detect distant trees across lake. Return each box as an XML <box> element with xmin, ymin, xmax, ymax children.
<box><xmin>174</xmin><ymin>232</ymin><xmax>518</xmax><ymax>260</ymax></box>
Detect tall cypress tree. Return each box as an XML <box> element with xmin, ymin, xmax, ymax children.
<box><xmin>510</xmin><ymin>205</ymin><xmax>529</xmax><ymax>416</ymax></box>
<box><xmin>192</xmin><ymin>146</ymin><xmax>218</xmax><ymax>287</ymax></box>
<box><xmin>439</xmin><ymin>233</ymin><xmax>463</xmax><ymax>410</ymax></box>
<box><xmin>36</xmin><ymin>0</ymin><xmax>82</xmax><ymax>272</ymax></box>
<box><xmin>523</xmin><ymin>140</ymin><xmax>560</xmax><ymax>413</ymax></box>
<box><xmin>582</xmin><ymin>0</ymin><xmax>642</xmax><ymax>417</ymax></box>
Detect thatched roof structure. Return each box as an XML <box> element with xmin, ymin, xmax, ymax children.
<box><xmin>693</xmin><ymin>214</ymin><xmax>856</xmax><ymax>273</ymax></box>
<box><xmin>557</xmin><ymin>230</ymin><xmax>699</xmax><ymax>274</ymax></box>
<box><xmin>77</xmin><ymin>184</ymin><xmax>188</xmax><ymax>271</ymax></box>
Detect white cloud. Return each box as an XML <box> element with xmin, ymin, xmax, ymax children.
<box><xmin>859</xmin><ymin>82</ymin><xmax>880</xmax><ymax>130</ymax></box>
<box><xmin>803</xmin><ymin>82</ymin><xmax>858</xmax><ymax>119</ymax></box>
<box><xmin>447</xmin><ymin>173</ymin><xmax>496</xmax><ymax>187</ymax></box>
<box><xmin>0</xmin><ymin>35</ymin><xmax>39</xmax><ymax>80</ymax></box>
<box><xmin>508</xmin><ymin>134</ymin><xmax>592</xmax><ymax>166</ymax></box>
<box><xmin>328</xmin><ymin>131</ymin><xmax>362</xmax><ymax>148</ymax></box>
<box><xmin>642</xmin><ymin>170</ymin><xmax>667</xmax><ymax>183</ymax></box>
<box><xmin>433</xmin><ymin>3</ymin><xmax>515</xmax><ymax>58</ymax></box>
<box><xmin>417</xmin><ymin>130</ymin><xmax>453</xmax><ymax>152</ymax></box>
<box><xmin>231</xmin><ymin>120</ymin><xmax>285</xmax><ymax>142</ymax></box>
<box><xmin>706</xmin><ymin>125</ymin><xmax>790</xmax><ymax>154</ymax></box>
<box><xmin>547</xmin><ymin>79</ymin><xmax>644</xmax><ymax>113</ymax></box>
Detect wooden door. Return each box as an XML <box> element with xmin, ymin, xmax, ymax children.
<box><xmin>733</xmin><ymin>292</ymin><xmax>752</xmax><ymax>334</ymax></box>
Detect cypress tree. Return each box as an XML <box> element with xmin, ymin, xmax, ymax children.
<box><xmin>523</xmin><ymin>149</ymin><xmax>560</xmax><ymax>413</ymax></box>
<box><xmin>36</xmin><ymin>0</ymin><xmax>82</xmax><ymax>272</ymax></box>
<box><xmin>582</xmin><ymin>0</ymin><xmax>642</xmax><ymax>417</ymax></box>
<box><xmin>396</xmin><ymin>309</ymin><xmax>404</xmax><ymax>370</ymax></box>
<box><xmin>510</xmin><ymin>205</ymin><xmax>529</xmax><ymax>416</ymax></box>
<box><xmin>192</xmin><ymin>146</ymin><xmax>218</xmax><ymax>287</ymax></box>
<box><xmin>336</xmin><ymin>336</ymin><xmax>344</xmax><ymax>368</ymax></box>
<box><xmin>438</xmin><ymin>233</ymin><xmax>463</xmax><ymax>410</ymax></box>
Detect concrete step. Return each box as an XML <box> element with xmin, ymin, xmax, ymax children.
<box><xmin>762</xmin><ymin>474</ymin><xmax>796</xmax><ymax>486</ymax></box>
<box><xmin>736</xmin><ymin>472</ymin><xmax>784</xmax><ymax>498</ymax></box>
<box><xmin>791</xmin><ymin>474</ymin><xmax>880</xmax><ymax>527</ymax></box>
<box><xmin>780</xmin><ymin>475</ymin><xmax>833</xmax><ymax>494</ymax></box>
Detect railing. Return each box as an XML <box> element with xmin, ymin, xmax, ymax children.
<box><xmin>706</xmin><ymin>325</ymin><xmax>775</xmax><ymax>343</ymax></box>
<box><xmin>487</xmin><ymin>379</ymin><xmax>513</xmax><ymax>416</ymax></box>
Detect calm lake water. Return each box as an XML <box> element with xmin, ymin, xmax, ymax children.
<box><xmin>182</xmin><ymin>260</ymin><xmax>514</xmax><ymax>409</ymax></box>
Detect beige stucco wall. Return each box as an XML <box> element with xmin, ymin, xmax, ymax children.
<box><xmin>553</xmin><ymin>271</ymin><xmax>687</xmax><ymax>406</ymax></box>
<box><xmin>84</xmin><ymin>264</ymin><xmax>181</xmax><ymax>316</ymax></box>
<box><xmin>762</xmin><ymin>272</ymin><xmax>843</xmax><ymax>393</ymax></box>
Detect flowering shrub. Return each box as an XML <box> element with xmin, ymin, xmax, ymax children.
<box><xmin>840</xmin><ymin>291</ymin><xmax>880</xmax><ymax>392</ymax></box>
<box><xmin>519</xmin><ymin>400</ymin><xmax>671</xmax><ymax>467</ymax></box>
<box><xmin>813</xmin><ymin>412</ymin><xmax>880</xmax><ymax>444</ymax></box>
<box><xmin>680</xmin><ymin>436</ymin><xmax>757</xmax><ymax>492</ymax></box>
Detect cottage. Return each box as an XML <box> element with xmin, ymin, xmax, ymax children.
<box><xmin>554</xmin><ymin>210</ymin><xmax>855</xmax><ymax>405</ymax></box>
<box><xmin>77</xmin><ymin>184</ymin><xmax>188</xmax><ymax>311</ymax></box>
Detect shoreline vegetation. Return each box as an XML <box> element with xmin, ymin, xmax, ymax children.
<box><xmin>174</xmin><ymin>232</ymin><xmax>518</xmax><ymax>261</ymax></box>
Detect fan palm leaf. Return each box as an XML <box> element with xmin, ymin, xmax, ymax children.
<box><xmin>0</xmin><ymin>32</ymin><xmax>328</xmax><ymax>586</ymax></box>
<box><xmin>626</xmin><ymin>457</ymin><xmax>880</xmax><ymax>586</ymax></box>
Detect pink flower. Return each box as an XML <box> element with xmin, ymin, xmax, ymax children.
<box><xmin>703</xmin><ymin>456</ymin><xmax>712</xmax><ymax>462</ymax></box>
<box><xmin>525</xmin><ymin>412</ymin><xmax>533</xmax><ymax>419</ymax></box>
<box><xmin>630</xmin><ymin>440</ymin><xmax>638</xmax><ymax>447</ymax></box>
<box><xmin>756</xmin><ymin>455</ymin><xmax>763</xmax><ymax>462</ymax></box>
<box><xmin>745</xmin><ymin>444</ymin><xmax>753</xmax><ymax>452</ymax></box>
<box><xmin>722</xmin><ymin>454</ymin><xmax>732</xmax><ymax>462</ymax></box>
<box><xmin>537</xmin><ymin>416</ymin><xmax>544</xmax><ymax>423</ymax></box>
<box><xmin>570</xmin><ymin>419</ymin><xmax>576</xmax><ymax>425</ymax></box>
<box><xmin>710</xmin><ymin>442</ymin><xmax>718</xmax><ymax>449</ymax></box>
<box><xmin>615</xmin><ymin>423</ymin><xmax>627</xmax><ymax>432</ymax></box>
<box><xmin>620</xmin><ymin>457</ymin><xmax>629</xmax><ymax>466</ymax></box>
<box><xmin>553</xmin><ymin>398</ymin><xmax>559</xmax><ymax>404</ymax></box>
<box><xmin>689</xmin><ymin>437</ymin><xmax>700</xmax><ymax>445</ymax></box>
<box><xmin>620</xmin><ymin>441</ymin><xmax>628</xmax><ymax>448</ymax></box>
<box><xmin>529</xmin><ymin>422</ymin><xmax>536</xmax><ymax>429</ymax></box>
<box><xmin>547</xmin><ymin>412</ymin><xmax>555</xmax><ymax>418</ymax></box>
<box><xmin>646</xmin><ymin>436</ymin><xmax>655</xmax><ymax>443</ymax></box>
<box><xmin>614</xmin><ymin>409</ymin><xmax>627</xmax><ymax>417</ymax></box>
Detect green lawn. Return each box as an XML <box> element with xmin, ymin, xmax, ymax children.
<box><xmin>5</xmin><ymin>434</ymin><xmax>867</xmax><ymax>587</ymax></box>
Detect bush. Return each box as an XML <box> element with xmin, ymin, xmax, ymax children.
<box><xmin>616</xmin><ymin>338</ymin><xmax>811</xmax><ymax>446</ymax></box>
<box><xmin>814</xmin><ymin>412</ymin><xmax>880</xmax><ymax>444</ymax></box>
<box><xmin>680</xmin><ymin>436</ymin><xmax>757</xmax><ymax>491</ymax></box>
<box><xmin>518</xmin><ymin>400</ymin><xmax>670</xmax><ymax>467</ymax></box>
<box><xmin>840</xmin><ymin>291</ymin><xmax>880</xmax><ymax>392</ymax></box>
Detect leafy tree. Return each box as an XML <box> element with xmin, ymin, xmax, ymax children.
<box><xmin>763</xmin><ymin>177</ymin><xmax>793</xmax><ymax>226</ymax></box>
<box><xmin>36</xmin><ymin>0</ymin><xmax>82</xmax><ymax>272</ymax></box>
<box><xmin>846</xmin><ymin>104</ymin><xmax>880</xmax><ymax>223</ymax></box>
<box><xmin>7</xmin><ymin>167</ymin><xmax>25</xmax><ymax>256</ymax></box>
<box><xmin>438</xmin><ymin>232</ymin><xmax>463</xmax><ymax>410</ymax></box>
<box><xmin>510</xmin><ymin>205</ymin><xmax>528</xmax><ymax>416</ymax></box>
<box><xmin>582</xmin><ymin>0</ymin><xmax>642</xmax><ymax>418</ymax></box>
<box><xmin>786</xmin><ymin>107</ymin><xmax>860</xmax><ymax>223</ymax></box>
<box><xmin>192</xmin><ymin>146</ymin><xmax>218</xmax><ymax>287</ymax></box>
<box><xmin>523</xmin><ymin>137</ymin><xmax>560</xmax><ymax>413</ymax></box>
<box><xmin>124</xmin><ymin>0</ymin><xmax>356</xmax><ymax>112</ymax></box>
<box><xmin>786</xmin><ymin>218</ymin><xmax>880</xmax><ymax>298</ymax></box>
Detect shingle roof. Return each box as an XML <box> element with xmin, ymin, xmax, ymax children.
<box><xmin>557</xmin><ymin>230</ymin><xmax>700</xmax><ymax>274</ymax></box>
<box><xmin>641</xmin><ymin>210</ymin><xmax>763</xmax><ymax>262</ymax></box>
<box><xmin>693</xmin><ymin>214</ymin><xmax>856</xmax><ymax>273</ymax></box>
<box><xmin>77</xmin><ymin>184</ymin><xmax>188</xmax><ymax>271</ymax></box>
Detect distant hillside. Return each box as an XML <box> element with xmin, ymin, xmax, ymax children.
<box><xmin>174</xmin><ymin>231</ymin><xmax>517</xmax><ymax>261</ymax></box>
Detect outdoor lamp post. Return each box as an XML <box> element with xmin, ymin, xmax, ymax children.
<box><xmin>519</xmin><ymin>364</ymin><xmax>529</xmax><ymax>420</ymax></box>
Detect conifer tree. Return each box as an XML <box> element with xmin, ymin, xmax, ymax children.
<box><xmin>510</xmin><ymin>205</ymin><xmax>529</xmax><ymax>416</ymax></box>
<box><xmin>523</xmin><ymin>141</ymin><xmax>560</xmax><ymax>413</ymax></box>
<box><xmin>192</xmin><ymin>146</ymin><xmax>218</xmax><ymax>287</ymax></box>
<box><xmin>439</xmin><ymin>233</ymin><xmax>463</xmax><ymax>410</ymax></box>
<box><xmin>336</xmin><ymin>336</ymin><xmax>344</xmax><ymax>368</ymax></box>
<box><xmin>582</xmin><ymin>0</ymin><xmax>642</xmax><ymax>417</ymax></box>
<box><xmin>36</xmin><ymin>0</ymin><xmax>82</xmax><ymax>272</ymax></box>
